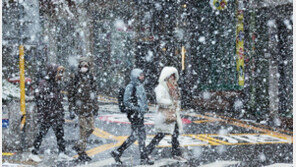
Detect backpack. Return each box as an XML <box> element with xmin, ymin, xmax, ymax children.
<box><xmin>118</xmin><ymin>85</ymin><xmax>136</xmax><ymax>113</ymax></box>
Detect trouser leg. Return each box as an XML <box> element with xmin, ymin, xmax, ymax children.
<box><xmin>75</xmin><ymin>116</ymin><xmax>94</xmax><ymax>154</ymax></box>
<box><xmin>146</xmin><ymin>133</ymin><xmax>166</xmax><ymax>156</ymax></box>
<box><xmin>135</xmin><ymin>124</ymin><xmax>147</xmax><ymax>160</ymax></box>
<box><xmin>172</xmin><ymin>123</ymin><xmax>181</xmax><ymax>156</ymax></box>
<box><xmin>53</xmin><ymin>120</ymin><xmax>66</xmax><ymax>153</ymax></box>
<box><xmin>33</xmin><ymin>121</ymin><xmax>50</xmax><ymax>152</ymax></box>
<box><xmin>116</xmin><ymin>125</ymin><xmax>137</xmax><ymax>156</ymax></box>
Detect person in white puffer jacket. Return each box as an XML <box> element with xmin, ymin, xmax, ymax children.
<box><xmin>146</xmin><ymin>66</ymin><xmax>186</xmax><ymax>161</ymax></box>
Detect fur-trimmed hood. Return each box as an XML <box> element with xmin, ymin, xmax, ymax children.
<box><xmin>158</xmin><ymin>66</ymin><xmax>179</xmax><ymax>88</ymax></box>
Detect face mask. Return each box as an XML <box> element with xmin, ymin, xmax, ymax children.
<box><xmin>80</xmin><ymin>67</ymin><xmax>88</xmax><ymax>73</ymax></box>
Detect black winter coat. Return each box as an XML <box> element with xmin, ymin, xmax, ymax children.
<box><xmin>34</xmin><ymin>65</ymin><xmax>65</xmax><ymax>122</ymax></box>
<box><xmin>68</xmin><ymin>71</ymin><xmax>99</xmax><ymax>117</ymax></box>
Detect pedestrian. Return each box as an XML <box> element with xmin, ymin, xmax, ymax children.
<box><xmin>145</xmin><ymin>66</ymin><xmax>186</xmax><ymax>161</ymax></box>
<box><xmin>30</xmin><ymin>64</ymin><xmax>72</xmax><ymax>161</ymax></box>
<box><xmin>68</xmin><ymin>56</ymin><xmax>99</xmax><ymax>163</ymax></box>
<box><xmin>111</xmin><ymin>69</ymin><xmax>154</xmax><ymax>165</ymax></box>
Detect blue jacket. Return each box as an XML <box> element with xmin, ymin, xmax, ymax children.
<box><xmin>124</xmin><ymin>69</ymin><xmax>148</xmax><ymax>123</ymax></box>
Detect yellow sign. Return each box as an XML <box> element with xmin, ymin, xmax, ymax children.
<box><xmin>181</xmin><ymin>46</ymin><xmax>186</xmax><ymax>71</ymax></box>
<box><xmin>19</xmin><ymin>45</ymin><xmax>26</xmax><ymax>130</ymax></box>
<box><xmin>236</xmin><ymin>10</ymin><xmax>244</xmax><ymax>86</ymax></box>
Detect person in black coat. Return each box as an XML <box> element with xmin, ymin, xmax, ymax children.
<box><xmin>31</xmin><ymin>64</ymin><xmax>71</xmax><ymax>161</ymax></box>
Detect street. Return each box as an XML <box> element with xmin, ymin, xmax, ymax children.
<box><xmin>3</xmin><ymin>97</ymin><xmax>293</xmax><ymax>167</ymax></box>
<box><xmin>2</xmin><ymin>1</ymin><xmax>293</xmax><ymax>167</ymax></box>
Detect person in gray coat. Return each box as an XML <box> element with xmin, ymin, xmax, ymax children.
<box><xmin>111</xmin><ymin>68</ymin><xmax>154</xmax><ymax>165</ymax></box>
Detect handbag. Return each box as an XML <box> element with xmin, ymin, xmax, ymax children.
<box><xmin>164</xmin><ymin>109</ymin><xmax>177</xmax><ymax>124</ymax></box>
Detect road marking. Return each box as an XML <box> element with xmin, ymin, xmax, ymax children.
<box><xmin>207</xmin><ymin>133</ymin><xmax>290</xmax><ymax>145</ymax></box>
<box><xmin>193</xmin><ymin>120</ymin><xmax>216</xmax><ymax>124</ymax></box>
<box><xmin>92</xmin><ymin>128</ymin><xmax>121</xmax><ymax>140</ymax></box>
<box><xmin>263</xmin><ymin>163</ymin><xmax>293</xmax><ymax>167</ymax></box>
<box><xmin>76</xmin><ymin>142</ymin><xmax>122</xmax><ymax>158</ymax></box>
<box><xmin>98</xmin><ymin>95</ymin><xmax>117</xmax><ymax>103</ymax></box>
<box><xmin>199</xmin><ymin>161</ymin><xmax>240</xmax><ymax>167</ymax></box>
<box><xmin>98</xmin><ymin>114</ymin><xmax>192</xmax><ymax>125</ymax></box>
<box><xmin>204</xmin><ymin>113</ymin><xmax>293</xmax><ymax>143</ymax></box>
<box><xmin>135</xmin><ymin>158</ymin><xmax>179</xmax><ymax>167</ymax></box>
<box><xmin>114</xmin><ymin>133</ymin><xmax>291</xmax><ymax>148</ymax></box>
<box><xmin>2</xmin><ymin>152</ymin><xmax>15</xmax><ymax>156</ymax></box>
<box><xmin>193</xmin><ymin>134</ymin><xmax>221</xmax><ymax>146</ymax></box>
<box><xmin>74</xmin><ymin>128</ymin><xmax>125</xmax><ymax>157</ymax></box>
<box><xmin>77</xmin><ymin>157</ymin><xmax>130</xmax><ymax>167</ymax></box>
<box><xmin>208</xmin><ymin>113</ymin><xmax>293</xmax><ymax>135</ymax></box>
<box><xmin>84</xmin><ymin>113</ymin><xmax>292</xmax><ymax>158</ymax></box>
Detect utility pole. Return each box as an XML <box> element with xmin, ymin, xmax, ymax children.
<box><xmin>18</xmin><ymin>1</ymin><xmax>26</xmax><ymax>150</ymax></box>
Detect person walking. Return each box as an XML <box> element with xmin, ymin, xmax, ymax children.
<box><xmin>145</xmin><ymin>66</ymin><xmax>186</xmax><ymax>161</ymax></box>
<box><xmin>68</xmin><ymin>56</ymin><xmax>99</xmax><ymax>163</ymax></box>
<box><xmin>111</xmin><ymin>69</ymin><xmax>154</xmax><ymax>165</ymax></box>
<box><xmin>30</xmin><ymin>64</ymin><xmax>71</xmax><ymax>161</ymax></box>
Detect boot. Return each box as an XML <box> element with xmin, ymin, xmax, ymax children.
<box><xmin>75</xmin><ymin>152</ymin><xmax>92</xmax><ymax>163</ymax></box>
<box><xmin>111</xmin><ymin>150</ymin><xmax>122</xmax><ymax>165</ymax></box>
<box><xmin>31</xmin><ymin>149</ymin><xmax>38</xmax><ymax>155</ymax></box>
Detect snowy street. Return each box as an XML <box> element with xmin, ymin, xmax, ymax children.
<box><xmin>2</xmin><ymin>0</ymin><xmax>293</xmax><ymax>167</ymax></box>
<box><xmin>2</xmin><ymin>100</ymin><xmax>293</xmax><ymax>167</ymax></box>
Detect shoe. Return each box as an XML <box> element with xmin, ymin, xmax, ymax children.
<box><xmin>29</xmin><ymin>153</ymin><xmax>42</xmax><ymax>162</ymax></box>
<box><xmin>78</xmin><ymin>152</ymin><xmax>92</xmax><ymax>162</ymax></box>
<box><xmin>57</xmin><ymin>152</ymin><xmax>73</xmax><ymax>161</ymax></box>
<box><xmin>111</xmin><ymin>151</ymin><xmax>122</xmax><ymax>165</ymax></box>
<box><xmin>173</xmin><ymin>155</ymin><xmax>187</xmax><ymax>162</ymax></box>
<box><xmin>31</xmin><ymin>149</ymin><xmax>38</xmax><ymax>155</ymax></box>
<box><xmin>140</xmin><ymin>158</ymin><xmax>154</xmax><ymax>165</ymax></box>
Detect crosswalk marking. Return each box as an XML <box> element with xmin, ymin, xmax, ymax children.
<box><xmin>263</xmin><ymin>163</ymin><xmax>293</xmax><ymax>167</ymax></box>
<box><xmin>199</xmin><ymin>161</ymin><xmax>240</xmax><ymax>167</ymax></box>
<box><xmin>77</xmin><ymin>157</ymin><xmax>130</xmax><ymax>167</ymax></box>
<box><xmin>199</xmin><ymin>161</ymin><xmax>293</xmax><ymax>167</ymax></box>
<box><xmin>204</xmin><ymin>113</ymin><xmax>293</xmax><ymax>142</ymax></box>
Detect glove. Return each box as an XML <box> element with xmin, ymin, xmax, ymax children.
<box><xmin>69</xmin><ymin>112</ymin><xmax>75</xmax><ymax>120</ymax></box>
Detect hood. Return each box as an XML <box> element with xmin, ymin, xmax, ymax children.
<box><xmin>45</xmin><ymin>64</ymin><xmax>58</xmax><ymax>80</ymax></box>
<box><xmin>130</xmin><ymin>68</ymin><xmax>144</xmax><ymax>84</ymax></box>
<box><xmin>78</xmin><ymin>56</ymin><xmax>94</xmax><ymax>74</ymax></box>
<box><xmin>79</xmin><ymin>56</ymin><xmax>92</xmax><ymax>64</ymax></box>
<box><xmin>45</xmin><ymin>64</ymin><xmax>64</xmax><ymax>81</ymax></box>
<box><xmin>158</xmin><ymin>66</ymin><xmax>179</xmax><ymax>86</ymax></box>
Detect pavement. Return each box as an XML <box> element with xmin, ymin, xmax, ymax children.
<box><xmin>2</xmin><ymin>96</ymin><xmax>293</xmax><ymax>167</ymax></box>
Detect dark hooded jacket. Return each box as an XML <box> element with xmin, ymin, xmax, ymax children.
<box><xmin>124</xmin><ymin>69</ymin><xmax>149</xmax><ymax>125</ymax></box>
<box><xmin>68</xmin><ymin>58</ymin><xmax>99</xmax><ymax>117</ymax></box>
<box><xmin>34</xmin><ymin>64</ymin><xmax>65</xmax><ymax>121</ymax></box>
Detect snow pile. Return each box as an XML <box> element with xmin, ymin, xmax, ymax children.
<box><xmin>2</xmin><ymin>79</ymin><xmax>21</xmax><ymax>101</ymax></box>
<box><xmin>234</xmin><ymin>99</ymin><xmax>243</xmax><ymax>110</ymax></box>
<box><xmin>203</xmin><ymin>91</ymin><xmax>211</xmax><ymax>100</ymax></box>
<box><xmin>2</xmin><ymin>162</ymin><xmax>33</xmax><ymax>167</ymax></box>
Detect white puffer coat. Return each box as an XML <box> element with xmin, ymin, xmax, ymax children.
<box><xmin>154</xmin><ymin>67</ymin><xmax>183</xmax><ymax>135</ymax></box>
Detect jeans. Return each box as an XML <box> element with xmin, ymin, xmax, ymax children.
<box><xmin>116</xmin><ymin>122</ymin><xmax>147</xmax><ymax>160</ymax></box>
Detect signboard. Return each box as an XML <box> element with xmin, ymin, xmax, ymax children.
<box><xmin>236</xmin><ymin>1</ymin><xmax>244</xmax><ymax>86</ymax></box>
<box><xmin>2</xmin><ymin>119</ymin><xmax>9</xmax><ymax>128</ymax></box>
